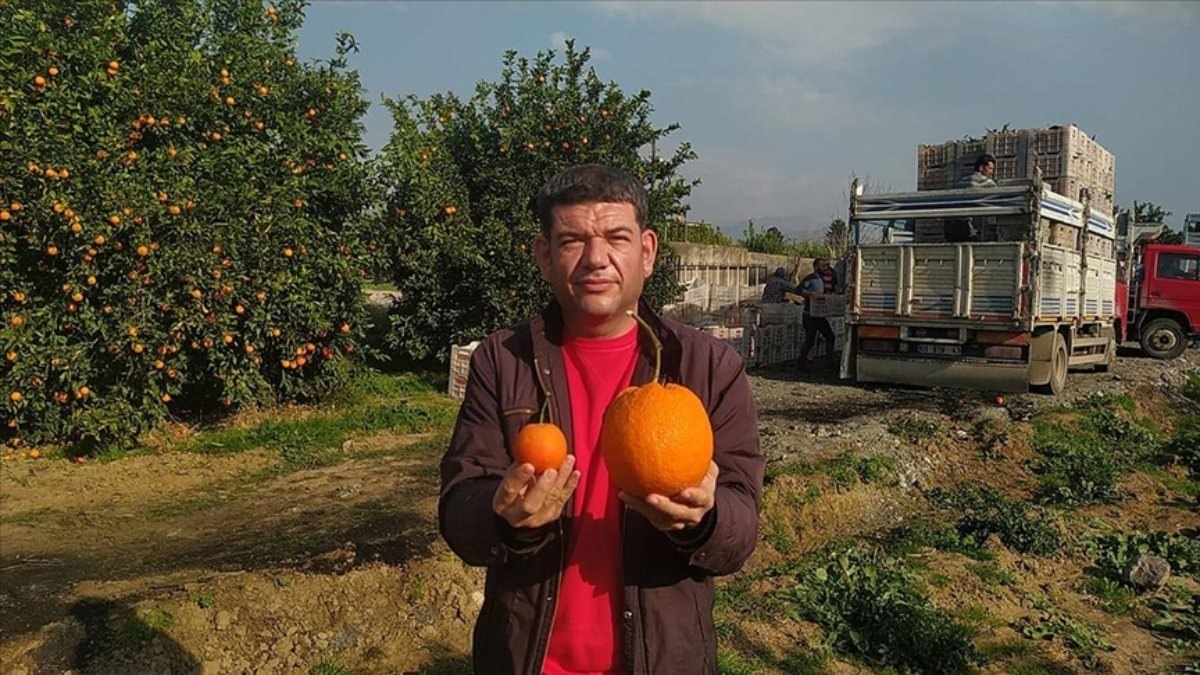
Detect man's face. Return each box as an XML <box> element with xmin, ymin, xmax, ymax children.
<box><xmin>982</xmin><ymin>160</ymin><xmax>996</xmax><ymax>178</ymax></box>
<box><xmin>534</xmin><ymin>201</ymin><xmax>657</xmax><ymax>331</ymax></box>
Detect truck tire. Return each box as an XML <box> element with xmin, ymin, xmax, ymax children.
<box><xmin>1034</xmin><ymin>334</ymin><xmax>1068</xmax><ymax>395</ymax></box>
<box><xmin>1139</xmin><ymin>319</ymin><xmax>1187</xmax><ymax>360</ymax></box>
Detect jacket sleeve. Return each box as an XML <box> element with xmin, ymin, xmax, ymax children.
<box><xmin>438</xmin><ymin>337</ymin><xmax>559</xmax><ymax>567</ymax></box>
<box><xmin>668</xmin><ymin>344</ymin><xmax>764</xmax><ymax>575</ymax></box>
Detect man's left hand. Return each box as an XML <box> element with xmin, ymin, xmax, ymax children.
<box><xmin>619</xmin><ymin>461</ymin><xmax>718</xmax><ymax>532</ymax></box>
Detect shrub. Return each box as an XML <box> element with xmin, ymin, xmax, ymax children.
<box><xmin>1</xmin><ymin>0</ymin><xmax>373</xmax><ymax>451</ymax></box>
<box><xmin>371</xmin><ymin>40</ymin><xmax>695</xmax><ymax>361</ymax></box>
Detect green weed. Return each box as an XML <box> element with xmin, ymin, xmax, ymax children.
<box><xmin>929</xmin><ymin>485</ymin><xmax>1062</xmax><ymax>555</ymax></box>
<box><xmin>1031</xmin><ymin>394</ymin><xmax>1164</xmax><ymax>505</ymax></box>
<box><xmin>778</xmin><ymin>545</ymin><xmax>977</xmax><ymax>673</ymax></box>
<box><xmin>1081</xmin><ymin>578</ymin><xmax>1135</xmax><ymax>615</ymax></box>
<box><xmin>889</xmin><ymin>415</ymin><xmax>941</xmax><ymax>442</ymax></box>
<box><xmin>1087</xmin><ymin>530</ymin><xmax>1200</xmax><ymax>583</ymax></box>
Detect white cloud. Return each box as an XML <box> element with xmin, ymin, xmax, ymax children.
<box><xmin>320</xmin><ymin>0</ymin><xmax>408</xmax><ymax>12</ymax></box>
<box><xmin>1079</xmin><ymin>0</ymin><xmax>1200</xmax><ymax>21</ymax></box>
<box><xmin>550</xmin><ymin>30</ymin><xmax>610</xmax><ymax>60</ymax></box>
<box><xmin>593</xmin><ymin>1</ymin><xmax>952</xmax><ymax>69</ymax></box>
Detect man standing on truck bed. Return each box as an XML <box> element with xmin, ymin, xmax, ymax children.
<box><xmin>798</xmin><ymin>258</ymin><xmax>837</xmax><ymax>371</ymax></box>
<box><xmin>959</xmin><ymin>153</ymin><xmax>997</xmax><ymax>188</ymax></box>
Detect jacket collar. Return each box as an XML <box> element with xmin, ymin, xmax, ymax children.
<box><xmin>530</xmin><ymin>297</ymin><xmax>681</xmax><ymax>385</ymax></box>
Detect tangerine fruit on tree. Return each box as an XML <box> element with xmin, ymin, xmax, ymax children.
<box><xmin>513</xmin><ymin>419</ymin><xmax>568</xmax><ymax>474</ymax></box>
<box><xmin>599</xmin><ymin>311</ymin><xmax>713</xmax><ymax>498</ymax></box>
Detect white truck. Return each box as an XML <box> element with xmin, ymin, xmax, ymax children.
<box><xmin>838</xmin><ymin>177</ymin><xmax>1119</xmax><ymax>395</ymax></box>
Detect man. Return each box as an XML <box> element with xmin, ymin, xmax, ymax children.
<box><xmin>797</xmin><ymin>259</ymin><xmax>837</xmax><ymax>371</ymax></box>
<box><xmin>818</xmin><ymin>258</ymin><xmax>838</xmax><ymax>295</ymax></box>
<box><xmin>959</xmin><ymin>153</ymin><xmax>997</xmax><ymax>189</ymax></box>
<box><xmin>760</xmin><ymin>266</ymin><xmax>799</xmax><ymax>303</ymax></box>
<box><xmin>438</xmin><ymin>164</ymin><xmax>764</xmax><ymax>675</ymax></box>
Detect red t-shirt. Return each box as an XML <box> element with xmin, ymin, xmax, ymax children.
<box><xmin>543</xmin><ymin>324</ymin><xmax>639</xmax><ymax>675</ymax></box>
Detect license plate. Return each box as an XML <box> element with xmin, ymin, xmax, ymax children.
<box><xmin>916</xmin><ymin>343</ymin><xmax>961</xmax><ymax>356</ymax></box>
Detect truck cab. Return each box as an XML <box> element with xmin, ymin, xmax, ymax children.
<box><xmin>1121</xmin><ymin>243</ymin><xmax>1200</xmax><ymax>359</ymax></box>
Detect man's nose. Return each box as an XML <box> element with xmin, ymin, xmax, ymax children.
<box><xmin>581</xmin><ymin>237</ymin><xmax>610</xmax><ymax>268</ymax></box>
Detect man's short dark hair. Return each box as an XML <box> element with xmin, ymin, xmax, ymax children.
<box><xmin>975</xmin><ymin>153</ymin><xmax>996</xmax><ymax>170</ymax></box>
<box><xmin>535</xmin><ymin>164</ymin><xmax>647</xmax><ymax>235</ymax></box>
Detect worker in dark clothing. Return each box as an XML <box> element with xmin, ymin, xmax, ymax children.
<box><xmin>761</xmin><ymin>267</ymin><xmax>800</xmax><ymax>303</ymax></box>
<box><xmin>797</xmin><ymin>259</ymin><xmax>837</xmax><ymax>371</ymax></box>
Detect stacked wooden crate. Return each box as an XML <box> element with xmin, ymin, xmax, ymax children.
<box><xmin>917</xmin><ymin>124</ymin><xmax>1115</xmax><ymax>216</ymax></box>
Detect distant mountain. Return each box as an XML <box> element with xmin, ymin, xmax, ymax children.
<box><xmin>714</xmin><ymin>215</ymin><xmax>830</xmax><ymax>243</ymax></box>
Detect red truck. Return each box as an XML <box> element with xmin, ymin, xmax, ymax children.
<box><xmin>1117</xmin><ymin>243</ymin><xmax>1200</xmax><ymax>359</ymax></box>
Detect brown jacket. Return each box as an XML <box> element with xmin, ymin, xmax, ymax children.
<box><xmin>438</xmin><ymin>299</ymin><xmax>764</xmax><ymax>675</ymax></box>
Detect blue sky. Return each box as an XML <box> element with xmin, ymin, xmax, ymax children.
<box><xmin>296</xmin><ymin>0</ymin><xmax>1200</xmax><ymax>238</ymax></box>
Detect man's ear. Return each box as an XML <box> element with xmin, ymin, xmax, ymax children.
<box><xmin>640</xmin><ymin>226</ymin><xmax>659</xmax><ymax>278</ymax></box>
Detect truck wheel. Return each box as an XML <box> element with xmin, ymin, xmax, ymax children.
<box><xmin>1034</xmin><ymin>334</ymin><xmax>1068</xmax><ymax>395</ymax></box>
<box><xmin>1096</xmin><ymin>337</ymin><xmax>1116</xmax><ymax>372</ymax></box>
<box><xmin>1139</xmin><ymin>319</ymin><xmax>1187</xmax><ymax>360</ymax></box>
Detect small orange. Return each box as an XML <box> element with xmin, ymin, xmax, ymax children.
<box><xmin>168</xmin><ymin>205</ymin><xmax>181</xmax><ymax>215</ymax></box>
<box><xmin>282</xmin><ymin>247</ymin><xmax>294</xmax><ymax>258</ymax></box>
<box><xmin>48</xmin><ymin>66</ymin><xmax>59</xmax><ymax>77</ymax></box>
<box><xmin>225</xmin><ymin>96</ymin><xmax>235</xmax><ymax>106</ymax></box>
<box><xmin>94</xmin><ymin>235</ymin><xmax>106</xmax><ymax>245</ymax></box>
<box><xmin>76</xmin><ymin>386</ymin><xmax>90</xmax><ymax>398</ymax></box>
<box><xmin>109</xmin><ymin>215</ymin><xmax>121</xmax><ymax>226</ymax></box>
<box><xmin>161</xmin><ymin>393</ymin><xmax>171</xmax><ymax>403</ymax></box>
<box><xmin>86</xmin><ymin>276</ymin><xmax>96</xmax><ymax>286</ymax></box>
<box><xmin>154</xmin><ymin>360</ymin><xmax>164</xmax><ymax>370</ymax></box>
<box><xmin>34</xmin><ymin>75</ymin><xmax>46</xmax><ymax>88</ymax></box>
<box><xmin>70</xmin><ymin>222</ymin><xmax>82</xmax><ymax>234</ymax></box>
<box><xmin>4</xmin><ymin>351</ymin><xmax>16</xmax><ymax>362</ymax></box>
<box><xmin>46</xmin><ymin>246</ymin><xmax>58</xmax><ymax>256</ymax></box>
<box><xmin>9</xmin><ymin>391</ymin><xmax>22</xmax><ymax>403</ymax></box>
<box><xmin>513</xmin><ymin>422</ymin><xmax>568</xmax><ymax>473</ymax></box>
<box><xmin>234</xmin><ymin>304</ymin><xmax>245</xmax><ymax>315</ymax></box>
<box><xmin>28</xmin><ymin>449</ymin><xmax>40</xmax><ymax>459</ymax></box>
<box><xmin>0</xmin><ymin>210</ymin><xmax>10</xmax><ymax>221</ymax></box>
<box><xmin>136</xmin><ymin>245</ymin><xmax>149</xmax><ymax>257</ymax></box>
<box><xmin>9</xmin><ymin>201</ymin><xmax>21</xmax><ymax>211</ymax></box>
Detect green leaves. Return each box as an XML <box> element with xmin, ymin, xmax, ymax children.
<box><xmin>1</xmin><ymin>0</ymin><xmax>373</xmax><ymax>452</ymax></box>
<box><xmin>371</xmin><ymin>39</ymin><xmax>694</xmax><ymax>361</ymax></box>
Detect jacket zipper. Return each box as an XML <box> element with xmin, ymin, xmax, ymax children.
<box><xmin>532</xmin><ymin>354</ymin><xmax>566</xmax><ymax>675</ymax></box>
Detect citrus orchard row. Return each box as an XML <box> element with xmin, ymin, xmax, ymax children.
<box><xmin>1</xmin><ymin>0</ymin><xmax>374</xmax><ymax>451</ymax></box>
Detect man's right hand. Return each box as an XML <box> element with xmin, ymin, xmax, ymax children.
<box><xmin>492</xmin><ymin>455</ymin><xmax>580</xmax><ymax>529</ymax></box>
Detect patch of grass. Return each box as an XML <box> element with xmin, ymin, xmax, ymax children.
<box><xmin>764</xmin><ymin>514</ymin><xmax>798</xmax><ymax>555</ymax></box>
<box><xmin>193</xmin><ymin>593</ymin><xmax>215</xmax><ymax>609</ymax></box>
<box><xmin>716</xmin><ymin>650</ymin><xmax>760</xmax><ymax>675</ymax></box>
<box><xmin>0</xmin><ymin>505</ymin><xmax>58</xmax><ymax>526</ymax></box>
<box><xmin>778</xmin><ymin>545</ymin><xmax>978</xmax><ymax>673</ymax></box>
<box><xmin>951</xmin><ymin>603</ymin><xmax>1001</xmax><ymax>629</ymax></box>
<box><xmin>976</xmin><ymin>638</ymin><xmax>1035</xmax><ymax>661</ymax></box>
<box><xmin>888</xmin><ymin>415</ymin><xmax>941</xmax><ymax>442</ymax></box>
<box><xmin>765</xmin><ymin>454</ymin><xmax>896</xmax><ymax>491</ymax></box>
<box><xmin>783</xmin><ymin>482</ymin><xmax>823</xmax><ymax>509</ymax></box>
<box><xmin>113</xmin><ymin>608</ymin><xmax>174</xmax><ymax>650</ymax></box>
<box><xmin>310</xmin><ymin>662</ymin><xmax>363</xmax><ymax>675</ymax></box>
<box><xmin>1183</xmin><ymin>369</ymin><xmax>1200</xmax><ymax>404</ymax></box>
<box><xmin>1015</xmin><ymin>612</ymin><xmax>1114</xmax><ymax>663</ymax></box>
<box><xmin>1087</xmin><ymin>530</ymin><xmax>1200</xmax><ymax>583</ymax></box>
<box><xmin>1081</xmin><ymin>577</ymin><xmax>1135</xmax><ymax>615</ymax></box>
<box><xmin>929</xmin><ymin>485</ymin><xmax>1062</xmax><ymax>555</ymax></box>
<box><xmin>1137</xmin><ymin>464</ymin><xmax>1200</xmax><ymax>498</ymax></box>
<box><xmin>967</xmin><ymin>560</ymin><xmax>1019</xmax><ymax>587</ymax></box>
<box><xmin>889</xmin><ymin>520</ymin><xmax>993</xmax><ymax>560</ymax></box>
<box><xmin>1031</xmin><ymin>394</ymin><xmax>1164</xmax><ymax>505</ymax></box>
<box><xmin>1162</xmin><ymin>415</ymin><xmax>1200</xmax><ymax>478</ymax></box>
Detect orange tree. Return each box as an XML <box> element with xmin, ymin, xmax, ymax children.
<box><xmin>372</xmin><ymin>40</ymin><xmax>697</xmax><ymax>361</ymax></box>
<box><xmin>0</xmin><ymin>0</ymin><xmax>373</xmax><ymax>452</ymax></box>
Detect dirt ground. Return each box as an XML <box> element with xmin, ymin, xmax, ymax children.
<box><xmin>1</xmin><ymin>348</ymin><xmax>1197</xmax><ymax>674</ymax></box>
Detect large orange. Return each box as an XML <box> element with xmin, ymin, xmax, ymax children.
<box><xmin>599</xmin><ymin>311</ymin><xmax>713</xmax><ymax>498</ymax></box>
<box><xmin>513</xmin><ymin>422</ymin><xmax>567</xmax><ymax>473</ymax></box>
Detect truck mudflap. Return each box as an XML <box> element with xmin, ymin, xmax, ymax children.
<box><xmin>855</xmin><ymin>355</ymin><xmax>1030</xmax><ymax>393</ymax></box>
